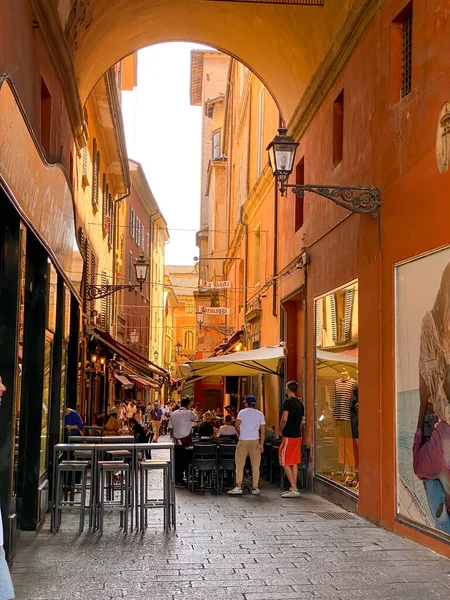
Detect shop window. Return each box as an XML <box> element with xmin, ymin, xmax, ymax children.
<box><xmin>40</xmin><ymin>77</ymin><xmax>51</xmax><ymax>155</ymax></box>
<box><xmin>314</xmin><ymin>281</ymin><xmax>359</xmax><ymax>495</ymax></box>
<box><xmin>332</xmin><ymin>90</ymin><xmax>344</xmax><ymax>167</ymax></box>
<box><xmin>390</xmin><ymin>2</ymin><xmax>413</xmax><ymax>103</ymax></box>
<box><xmin>295</xmin><ymin>158</ymin><xmax>304</xmax><ymax>231</ymax></box>
<box><xmin>184</xmin><ymin>330</ymin><xmax>194</xmax><ymax>350</ymax></box>
<box><xmin>256</xmin><ymin>88</ymin><xmax>265</xmax><ymax>178</ymax></box>
<box><xmin>212</xmin><ymin>130</ymin><xmax>220</xmax><ymax>159</ymax></box>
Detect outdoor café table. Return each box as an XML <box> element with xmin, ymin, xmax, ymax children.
<box><xmin>91</xmin><ymin>442</ymin><xmax>176</xmax><ymax>532</ymax></box>
<box><xmin>51</xmin><ymin>443</ymin><xmax>97</xmax><ymax>532</ymax></box>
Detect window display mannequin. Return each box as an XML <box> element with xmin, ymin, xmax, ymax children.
<box><xmin>333</xmin><ymin>369</ymin><xmax>356</xmax><ymax>483</ymax></box>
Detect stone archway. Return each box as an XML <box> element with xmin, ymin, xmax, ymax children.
<box><xmin>33</xmin><ymin>0</ymin><xmax>379</xmax><ymax>143</ymax></box>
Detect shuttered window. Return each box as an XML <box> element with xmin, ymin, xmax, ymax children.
<box><xmin>256</xmin><ymin>88</ymin><xmax>265</xmax><ymax>178</ymax></box>
<box><xmin>102</xmin><ymin>174</ymin><xmax>108</xmax><ymax>233</ymax></box>
<box><xmin>90</xmin><ymin>249</ymin><xmax>96</xmax><ymax>316</ymax></box>
<box><xmin>136</xmin><ymin>217</ymin><xmax>140</xmax><ymax>246</ymax></box>
<box><xmin>129</xmin><ymin>207</ymin><xmax>135</xmax><ymax>238</ymax></box>
<box><xmin>91</xmin><ymin>139</ymin><xmax>100</xmax><ymax>206</ymax></box>
<box><xmin>100</xmin><ymin>271</ymin><xmax>108</xmax><ymax>330</ymax></box>
<box><xmin>108</xmin><ymin>193</ymin><xmax>113</xmax><ymax>246</ymax></box>
<box><xmin>83</xmin><ymin>238</ymin><xmax>90</xmax><ymax>313</ymax></box>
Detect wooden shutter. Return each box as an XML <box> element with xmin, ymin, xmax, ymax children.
<box><xmin>91</xmin><ymin>139</ymin><xmax>99</xmax><ymax>205</ymax></box>
<box><xmin>108</xmin><ymin>193</ymin><xmax>113</xmax><ymax>246</ymax></box>
<box><xmin>256</xmin><ymin>88</ymin><xmax>264</xmax><ymax>178</ymax></box>
<box><xmin>100</xmin><ymin>271</ymin><xmax>107</xmax><ymax>330</ymax></box>
<box><xmin>90</xmin><ymin>251</ymin><xmax>96</xmax><ymax>316</ymax></box>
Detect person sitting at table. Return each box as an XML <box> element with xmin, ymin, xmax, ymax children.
<box><xmin>128</xmin><ymin>417</ymin><xmax>147</xmax><ymax>443</ymax></box>
<box><xmin>216</xmin><ymin>407</ymin><xmax>224</xmax><ymax>419</ymax></box>
<box><xmin>219</xmin><ymin>415</ymin><xmax>238</xmax><ymax>441</ymax></box>
<box><xmin>104</xmin><ymin>410</ymin><xmax>121</xmax><ymax>435</ymax></box>
<box><xmin>64</xmin><ymin>406</ymin><xmax>84</xmax><ymax>438</ymax></box>
<box><xmin>194</xmin><ymin>411</ymin><xmax>214</xmax><ymax>438</ymax></box>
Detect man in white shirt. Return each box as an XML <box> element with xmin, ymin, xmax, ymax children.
<box><xmin>228</xmin><ymin>395</ymin><xmax>265</xmax><ymax>496</ymax></box>
<box><xmin>0</xmin><ymin>376</ymin><xmax>15</xmax><ymax>599</ymax></box>
<box><xmin>168</xmin><ymin>397</ymin><xmax>198</xmax><ymax>486</ymax></box>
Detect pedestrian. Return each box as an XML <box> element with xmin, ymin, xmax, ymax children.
<box><xmin>126</xmin><ymin>399</ymin><xmax>136</xmax><ymax>420</ymax></box>
<box><xmin>149</xmin><ymin>402</ymin><xmax>162</xmax><ymax>442</ymax></box>
<box><xmin>160</xmin><ymin>403</ymin><xmax>169</xmax><ymax>435</ymax></box>
<box><xmin>0</xmin><ymin>377</ymin><xmax>15</xmax><ymax>600</ymax></box>
<box><xmin>167</xmin><ymin>396</ymin><xmax>198</xmax><ymax>487</ymax></box>
<box><xmin>279</xmin><ymin>380</ymin><xmax>305</xmax><ymax>497</ymax></box>
<box><xmin>228</xmin><ymin>395</ymin><xmax>265</xmax><ymax>496</ymax></box>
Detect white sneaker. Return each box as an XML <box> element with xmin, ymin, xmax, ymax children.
<box><xmin>281</xmin><ymin>488</ymin><xmax>300</xmax><ymax>498</ymax></box>
<box><xmin>227</xmin><ymin>486</ymin><xmax>243</xmax><ymax>495</ymax></box>
<box><xmin>251</xmin><ymin>488</ymin><xmax>261</xmax><ymax>496</ymax></box>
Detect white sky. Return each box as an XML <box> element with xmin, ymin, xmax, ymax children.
<box><xmin>121</xmin><ymin>43</ymin><xmax>208</xmax><ymax>265</ymax></box>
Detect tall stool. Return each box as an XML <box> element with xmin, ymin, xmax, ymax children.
<box><xmin>55</xmin><ymin>460</ymin><xmax>89</xmax><ymax>534</ymax></box>
<box><xmin>139</xmin><ymin>460</ymin><xmax>170</xmax><ymax>532</ymax></box>
<box><xmin>98</xmin><ymin>461</ymin><xmax>130</xmax><ymax>533</ymax></box>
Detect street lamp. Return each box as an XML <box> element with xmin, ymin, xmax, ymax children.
<box><xmin>129</xmin><ymin>329</ymin><xmax>139</xmax><ymax>345</ymax></box>
<box><xmin>87</xmin><ymin>252</ymin><xmax>150</xmax><ymax>300</ymax></box>
<box><xmin>267</xmin><ymin>128</ymin><xmax>382</xmax><ymax>215</ymax></box>
<box><xmin>196</xmin><ymin>310</ymin><xmax>235</xmax><ymax>337</ymax></box>
<box><xmin>175</xmin><ymin>341</ymin><xmax>182</xmax><ymax>357</ymax></box>
<box><xmin>154</xmin><ymin>349</ymin><xmax>159</xmax><ymax>363</ymax></box>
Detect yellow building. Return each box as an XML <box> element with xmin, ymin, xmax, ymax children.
<box><xmin>75</xmin><ymin>65</ymin><xmax>130</xmax><ymax>420</ymax></box>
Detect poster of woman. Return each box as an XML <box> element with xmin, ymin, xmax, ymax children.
<box><xmin>395</xmin><ymin>247</ymin><xmax>450</xmax><ymax>537</ymax></box>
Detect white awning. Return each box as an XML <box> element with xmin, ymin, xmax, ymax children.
<box><xmin>187</xmin><ymin>346</ymin><xmax>285</xmax><ymax>377</ymax></box>
<box><xmin>316</xmin><ymin>349</ymin><xmax>358</xmax><ymax>378</ymax></box>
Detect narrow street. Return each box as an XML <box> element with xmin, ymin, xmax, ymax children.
<box><xmin>11</xmin><ymin>470</ymin><xmax>450</xmax><ymax>600</ymax></box>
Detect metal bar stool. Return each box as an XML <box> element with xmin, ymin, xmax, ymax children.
<box><xmin>139</xmin><ymin>460</ymin><xmax>170</xmax><ymax>532</ymax></box>
<box><xmin>98</xmin><ymin>461</ymin><xmax>130</xmax><ymax>534</ymax></box>
<box><xmin>55</xmin><ymin>460</ymin><xmax>89</xmax><ymax>534</ymax></box>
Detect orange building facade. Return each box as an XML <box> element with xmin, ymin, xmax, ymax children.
<box><xmin>195</xmin><ymin>3</ymin><xmax>450</xmax><ymax>556</ymax></box>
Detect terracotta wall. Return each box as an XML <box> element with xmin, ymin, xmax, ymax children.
<box><xmin>275</xmin><ymin>0</ymin><xmax>450</xmax><ymax>556</ymax></box>
<box><xmin>0</xmin><ymin>0</ymin><xmax>74</xmax><ymax>174</ymax></box>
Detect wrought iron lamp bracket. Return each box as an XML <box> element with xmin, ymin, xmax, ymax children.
<box><xmin>285</xmin><ymin>184</ymin><xmax>382</xmax><ymax>217</ymax></box>
<box><xmin>199</xmin><ymin>324</ymin><xmax>236</xmax><ymax>337</ymax></box>
<box><xmin>86</xmin><ymin>283</ymin><xmax>141</xmax><ymax>301</ymax></box>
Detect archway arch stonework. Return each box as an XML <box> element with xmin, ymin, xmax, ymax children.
<box><xmin>32</xmin><ymin>0</ymin><xmax>381</xmax><ymax>146</ymax></box>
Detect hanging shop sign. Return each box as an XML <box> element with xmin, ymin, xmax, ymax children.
<box><xmin>201</xmin><ymin>307</ymin><xmax>231</xmax><ymax>315</ymax></box>
<box><xmin>199</xmin><ymin>280</ymin><xmax>232</xmax><ymax>289</ymax></box>
<box><xmin>0</xmin><ymin>76</ymin><xmax>82</xmax><ymax>293</ymax></box>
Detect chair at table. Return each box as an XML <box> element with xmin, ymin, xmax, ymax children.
<box><xmin>54</xmin><ymin>460</ymin><xmax>89</xmax><ymax>534</ymax></box>
<box><xmin>139</xmin><ymin>459</ymin><xmax>171</xmax><ymax>531</ymax></box>
<box><xmin>187</xmin><ymin>443</ymin><xmax>218</xmax><ymax>492</ymax></box>
<box><xmin>217</xmin><ymin>442</ymin><xmax>236</xmax><ymax>491</ymax></box>
<box><xmin>97</xmin><ymin>460</ymin><xmax>130</xmax><ymax>533</ymax></box>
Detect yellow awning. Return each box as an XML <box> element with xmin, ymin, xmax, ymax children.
<box><xmin>187</xmin><ymin>346</ymin><xmax>285</xmax><ymax>378</ymax></box>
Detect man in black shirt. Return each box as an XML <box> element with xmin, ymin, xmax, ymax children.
<box><xmin>279</xmin><ymin>380</ymin><xmax>304</xmax><ymax>497</ymax></box>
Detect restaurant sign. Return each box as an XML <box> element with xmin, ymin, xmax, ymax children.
<box><xmin>199</xmin><ymin>280</ymin><xmax>232</xmax><ymax>289</ymax></box>
<box><xmin>0</xmin><ymin>76</ymin><xmax>82</xmax><ymax>288</ymax></box>
<box><xmin>201</xmin><ymin>307</ymin><xmax>231</xmax><ymax>315</ymax></box>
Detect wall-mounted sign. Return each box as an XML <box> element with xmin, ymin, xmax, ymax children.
<box><xmin>201</xmin><ymin>307</ymin><xmax>231</xmax><ymax>315</ymax></box>
<box><xmin>200</xmin><ymin>280</ymin><xmax>232</xmax><ymax>289</ymax></box>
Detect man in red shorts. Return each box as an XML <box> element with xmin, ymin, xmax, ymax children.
<box><xmin>279</xmin><ymin>380</ymin><xmax>304</xmax><ymax>497</ymax></box>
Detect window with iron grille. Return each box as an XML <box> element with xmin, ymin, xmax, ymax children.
<box><xmin>391</xmin><ymin>3</ymin><xmax>413</xmax><ymax>103</ymax></box>
<box><xmin>400</xmin><ymin>11</ymin><xmax>412</xmax><ymax>98</ymax></box>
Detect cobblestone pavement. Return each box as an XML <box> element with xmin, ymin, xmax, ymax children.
<box><xmin>11</xmin><ymin>457</ymin><xmax>450</xmax><ymax>600</ymax></box>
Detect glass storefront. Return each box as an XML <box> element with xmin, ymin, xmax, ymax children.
<box><xmin>314</xmin><ymin>280</ymin><xmax>359</xmax><ymax>494</ymax></box>
<box><xmin>40</xmin><ymin>335</ymin><xmax>53</xmax><ymax>476</ymax></box>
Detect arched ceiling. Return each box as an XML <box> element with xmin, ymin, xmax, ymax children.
<box><xmin>60</xmin><ymin>0</ymin><xmax>357</xmax><ymax>125</ymax></box>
